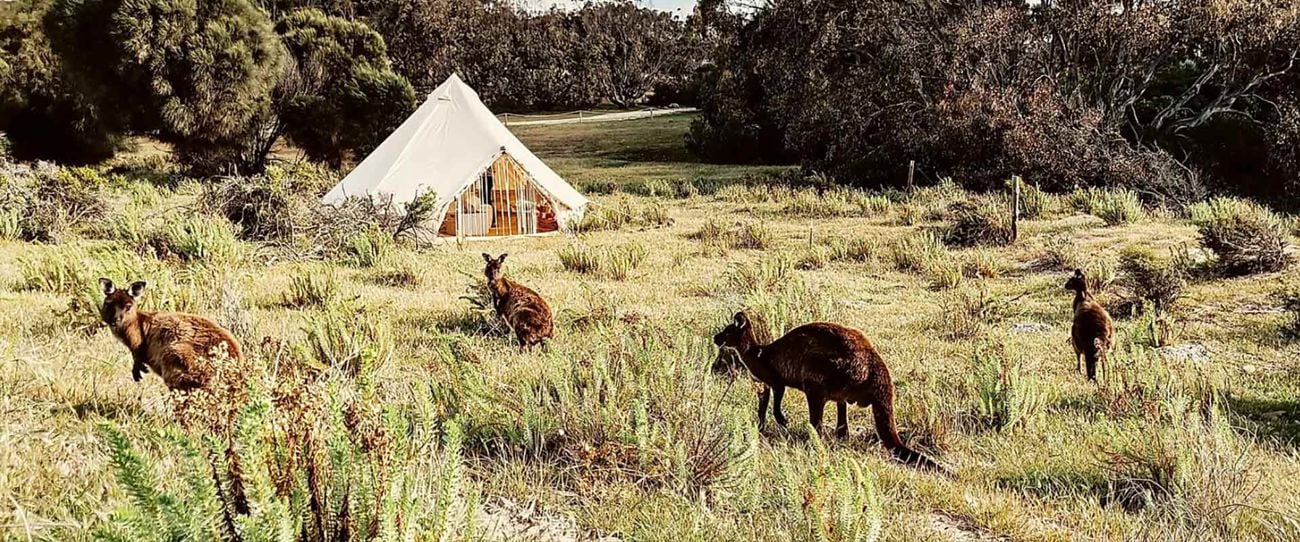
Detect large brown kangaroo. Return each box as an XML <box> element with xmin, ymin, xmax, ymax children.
<box><xmin>712</xmin><ymin>312</ymin><xmax>944</xmax><ymax>471</ymax></box>
<box><xmin>100</xmin><ymin>278</ymin><xmax>243</xmax><ymax>390</ymax></box>
<box><xmin>1065</xmin><ymin>269</ymin><xmax>1113</xmax><ymax>382</ymax></box>
<box><xmin>483</xmin><ymin>253</ymin><xmax>554</xmax><ymax>349</ymax></box>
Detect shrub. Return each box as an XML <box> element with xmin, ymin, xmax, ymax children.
<box><xmin>888</xmin><ymin>232</ymin><xmax>948</xmax><ymax>273</ymax></box>
<box><xmin>729</xmin><ymin>221</ymin><xmax>774</xmax><ymax>250</ymax></box>
<box><xmin>1118</xmin><ymin>246</ymin><xmax>1189</xmax><ymax>313</ymax></box>
<box><xmin>369</xmin><ymin>258</ymin><xmax>421</xmax><ymax>289</ymax></box>
<box><xmin>346</xmin><ymin>225</ymin><xmax>394</xmax><ymax>267</ymax></box>
<box><xmin>0</xmin><ymin>163</ymin><xmax>110</xmax><ymax>242</ymax></box>
<box><xmin>1279</xmin><ymin>282</ymin><xmax>1300</xmax><ymax>339</ymax></box>
<box><xmin>926</xmin><ymin>258</ymin><xmax>964</xmax><ymax>290</ymax></box>
<box><xmin>1032</xmin><ymin>234</ymin><xmax>1082</xmax><ymax>271</ymax></box>
<box><xmin>1188</xmin><ymin>198</ymin><xmax>1292</xmax><ymax>276</ymax></box>
<box><xmin>143</xmin><ymin>215</ymin><xmax>243</xmax><ymax>264</ymax></box>
<box><xmin>282</xmin><ymin>266</ymin><xmax>338</xmax><ymax>309</ymax></box>
<box><xmin>930</xmin><ymin>287</ymin><xmax>1010</xmax><ymax>340</ymax></box>
<box><xmin>969</xmin><ymin>340</ymin><xmax>1045</xmax><ymax>431</ymax></box>
<box><xmin>822</xmin><ymin>236</ymin><xmax>878</xmax><ymax>263</ymax></box>
<box><xmin>558</xmin><ymin>242</ymin><xmax>647</xmax><ymax>280</ymax></box>
<box><xmin>961</xmin><ymin>249</ymin><xmax>1004</xmax><ymax>279</ymax></box>
<box><xmin>944</xmin><ymin>199</ymin><xmax>1014</xmax><ymax>247</ymax></box>
<box><xmin>778</xmin><ymin>455</ymin><xmax>883</xmax><ymax>542</ymax></box>
<box><xmin>1093</xmin><ymin>189</ymin><xmax>1145</xmax><ymax>226</ymax></box>
<box><xmin>571</xmin><ymin>198</ymin><xmax>671</xmax><ymax>233</ymax></box>
<box><xmin>202</xmin><ymin>165</ymin><xmax>326</xmax><ymax>242</ymax></box>
<box><xmin>300</xmin><ymin>305</ymin><xmax>394</xmax><ymax>377</ymax></box>
<box><xmin>95</xmin><ymin>320</ymin><xmax>473</xmax><ymax>539</ymax></box>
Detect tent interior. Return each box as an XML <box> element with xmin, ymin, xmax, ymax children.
<box><xmin>438</xmin><ymin>153</ymin><xmax>562</xmax><ymax>237</ymax></box>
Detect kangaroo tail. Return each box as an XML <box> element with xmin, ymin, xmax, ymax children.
<box><xmin>872</xmin><ymin>390</ymin><xmax>951</xmax><ymax>476</ymax></box>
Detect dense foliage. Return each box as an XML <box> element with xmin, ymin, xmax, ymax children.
<box><xmin>689</xmin><ymin>0</ymin><xmax>1300</xmax><ymax>204</ymax></box>
<box><xmin>275</xmin><ymin>9</ymin><xmax>416</xmax><ymax>167</ymax></box>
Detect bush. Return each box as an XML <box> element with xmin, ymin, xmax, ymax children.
<box><xmin>1280</xmin><ymin>282</ymin><xmax>1300</xmax><ymax>339</ymax></box>
<box><xmin>96</xmin><ymin>307</ymin><xmax>473</xmax><ymax>539</ymax></box>
<box><xmin>1188</xmin><ymin>198</ymin><xmax>1292</xmax><ymax>276</ymax></box>
<box><xmin>201</xmin><ymin>165</ymin><xmax>332</xmax><ymax>243</ymax></box>
<box><xmin>930</xmin><ymin>287</ymin><xmax>1010</xmax><ymax>340</ymax></box>
<box><xmin>969</xmin><ymin>340</ymin><xmax>1045</xmax><ymax>431</ymax></box>
<box><xmin>888</xmin><ymin>232</ymin><xmax>949</xmax><ymax>273</ymax></box>
<box><xmin>1032</xmin><ymin>234</ymin><xmax>1082</xmax><ymax>271</ymax></box>
<box><xmin>1118</xmin><ymin>246</ymin><xmax>1189</xmax><ymax>313</ymax></box>
<box><xmin>0</xmin><ymin>163</ymin><xmax>110</xmax><ymax>242</ymax></box>
<box><xmin>778</xmin><ymin>455</ymin><xmax>883</xmax><ymax>542</ymax></box>
<box><xmin>346</xmin><ymin>225</ymin><xmax>394</xmax><ymax>267</ymax></box>
<box><xmin>282</xmin><ymin>266</ymin><xmax>338</xmax><ymax>309</ymax></box>
<box><xmin>943</xmin><ymin>199</ymin><xmax>1014</xmax><ymax>247</ymax></box>
<box><xmin>143</xmin><ymin>215</ymin><xmax>243</xmax><ymax>264</ymax></box>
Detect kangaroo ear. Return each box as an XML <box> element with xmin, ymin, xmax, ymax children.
<box><xmin>733</xmin><ymin>311</ymin><xmax>748</xmax><ymax>328</ymax></box>
<box><xmin>99</xmin><ymin>278</ymin><xmax>115</xmax><ymax>295</ymax></box>
<box><xmin>482</xmin><ymin>253</ymin><xmax>492</xmax><ymax>263</ymax></box>
<box><xmin>1073</xmin><ymin>268</ymin><xmax>1085</xmax><ymax>278</ymax></box>
<box><xmin>128</xmin><ymin>281</ymin><xmax>147</xmax><ymax>298</ymax></box>
<box><xmin>498</xmin><ymin>253</ymin><xmax>508</xmax><ymax>263</ymax></box>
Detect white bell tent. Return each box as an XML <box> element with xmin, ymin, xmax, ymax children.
<box><xmin>321</xmin><ymin>74</ymin><xmax>589</xmax><ymax>238</ymax></box>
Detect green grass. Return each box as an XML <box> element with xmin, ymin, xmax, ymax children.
<box><xmin>0</xmin><ymin>115</ymin><xmax>1298</xmax><ymax>541</ymax></box>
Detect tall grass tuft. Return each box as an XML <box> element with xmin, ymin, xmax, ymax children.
<box><xmin>969</xmin><ymin>340</ymin><xmax>1045</xmax><ymax>431</ymax></box>
<box><xmin>779</xmin><ymin>453</ymin><xmax>883</xmax><ymax>542</ymax></box>
<box><xmin>558</xmin><ymin>242</ymin><xmax>648</xmax><ymax>280</ymax></box>
<box><xmin>282</xmin><ymin>266</ymin><xmax>338</xmax><ymax>309</ymax></box>
<box><xmin>346</xmin><ymin>224</ymin><xmax>394</xmax><ymax>267</ymax></box>
<box><xmin>1278</xmin><ymin>281</ymin><xmax>1300</xmax><ymax>339</ymax></box>
<box><xmin>889</xmin><ymin>231</ymin><xmax>949</xmax><ymax>274</ymax></box>
<box><xmin>944</xmin><ymin>199</ymin><xmax>1014</xmax><ymax>247</ymax></box>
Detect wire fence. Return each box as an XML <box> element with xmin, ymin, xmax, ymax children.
<box><xmin>495</xmin><ymin>107</ymin><xmax>697</xmax><ymax>126</ymax></box>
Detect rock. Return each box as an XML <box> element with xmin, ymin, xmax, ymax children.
<box><xmin>1009</xmin><ymin>322</ymin><xmax>1053</xmax><ymax>334</ymax></box>
<box><xmin>1157</xmin><ymin>344</ymin><xmax>1212</xmax><ymax>364</ymax></box>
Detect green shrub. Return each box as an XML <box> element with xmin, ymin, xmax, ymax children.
<box><xmin>300</xmin><ymin>305</ymin><xmax>393</xmax><ymax>377</ymax></box>
<box><xmin>930</xmin><ymin>287</ymin><xmax>1010</xmax><ymax>340</ymax></box>
<box><xmin>823</xmin><ymin>236</ymin><xmax>878</xmax><ymax>263</ymax></box>
<box><xmin>1118</xmin><ymin>246</ymin><xmax>1189</xmax><ymax>313</ymax></box>
<box><xmin>729</xmin><ymin>221</ymin><xmax>773</xmax><ymax>250</ymax></box>
<box><xmin>926</xmin><ymin>258</ymin><xmax>963</xmax><ymax>290</ymax></box>
<box><xmin>0</xmin><ymin>163</ymin><xmax>111</xmax><ymax>242</ymax></box>
<box><xmin>1188</xmin><ymin>198</ymin><xmax>1292</xmax><ymax>276</ymax></box>
<box><xmin>1094</xmin><ymin>189</ymin><xmax>1145</xmax><ymax>226</ymax></box>
<box><xmin>969</xmin><ymin>340</ymin><xmax>1045</xmax><ymax>431</ymax></box>
<box><xmin>346</xmin><ymin>225</ymin><xmax>394</xmax><ymax>268</ymax></box>
<box><xmin>888</xmin><ymin>231</ymin><xmax>948</xmax><ymax>273</ymax></box>
<box><xmin>1032</xmin><ymin>234</ymin><xmax>1082</xmax><ymax>271</ymax></box>
<box><xmin>779</xmin><ymin>455</ymin><xmax>883</xmax><ymax>542</ymax></box>
<box><xmin>144</xmin><ymin>215</ymin><xmax>243</xmax><ymax>264</ymax></box>
<box><xmin>944</xmin><ymin>199</ymin><xmax>1014</xmax><ymax>247</ymax></box>
<box><xmin>1280</xmin><ymin>282</ymin><xmax>1300</xmax><ymax>339</ymax></box>
<box><xmin>282</xmin><ymin>266</ymin><xmax>338</xmax><ymax>309</ymax></box>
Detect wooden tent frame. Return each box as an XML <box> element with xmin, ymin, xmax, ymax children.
<box><xmin>439</xmin><ymin>153</ymin><xmax>561</xmax><ymax>238</ymax></box>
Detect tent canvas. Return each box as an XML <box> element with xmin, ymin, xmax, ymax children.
<box><xmin>321</xmin><ymin>74</ymin><xmax>588</xmax><ymax>237</ymax></box>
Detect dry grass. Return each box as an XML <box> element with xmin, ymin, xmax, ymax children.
<box><xmin>2</xmin><ymin>116</ymin><xmax>1299</xmax><ymax>541</ymax></box>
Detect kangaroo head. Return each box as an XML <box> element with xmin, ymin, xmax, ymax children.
<box><xmin>1064</xmin><ymin>269</ymin><xmax>1087</xmax><ymax>293</ymax></box>
<box><xmin>713</xmin><ymin>311</ymin><xmax>755</xmax><ymax>353</ymax></box>
<box><xmin>100</xmin><ymin>278</ymin><xmax>146</xmax><ymax>328</ymax></box>
<box><xmin>482</xmin><ymin>253</ymin><xmax>508</xmax><ymax>281</ymax></box>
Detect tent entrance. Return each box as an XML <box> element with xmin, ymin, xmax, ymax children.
<box><xmin>439</xmin><ymin>154</ymin><xmax>561</xmax><ymax>237</ymax></box>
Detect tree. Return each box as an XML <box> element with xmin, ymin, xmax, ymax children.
<box><xmin>46</xmin><ymin>0</ymin><xmax>285</xmax><ymax>175</ymax></box>
<box><xmin>573</xmin><ymin>1</ymin><xmax>693</xmax><ymax>107</ymax></box>
<box><xmin>0</xmin><ymin>0</ymin><xmax>118</xmax><ymax>163</ymax></box>
<box><xmin>275</xmin><ymin>9</ymin><xmax>415</xmax><ymax>167</ymax></box>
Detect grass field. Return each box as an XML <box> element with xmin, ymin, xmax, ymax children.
<box><xmin>2</xmin><ymin>114</ymin><xmax>1299</xmax><ymax>541</ymax></box>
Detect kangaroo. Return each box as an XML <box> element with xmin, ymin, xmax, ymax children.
<box><xmin>1065</xmin><ymin>269</ymin><xmax>1113</xmax><ymax>382</ymax></box>
<box><xmin>100</xmin><ymin>278</ymin><xmax>243</xmax><ymax>390</ymax></box>
<box><xmin>712</xmin><ymin>312</ymin><xmax>944</xmax><ymax>471</ymax></box>
<box><xmin>482</xmin><ymin>253</ymin><xmax>554</xmax><ymax>349</ymax></box>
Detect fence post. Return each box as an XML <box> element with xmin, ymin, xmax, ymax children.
<box><xmin>907</xmin><ymin>160</ymin><xmax>915</xmax><ymax>192</ymax></box>
<box><xmin>579</xmin><ymin>111</ymin><xmax>584</xmax><ymax>123</ymax></box>
<box><xmin>1012</xmin><ymin>175</ymin><xmax>1021</xmax><ymax>243</ymax></box>
<box><xmin>503</xmin><ymin>113</ymin><xmax>509</xmax><ymax>126</ymax></box>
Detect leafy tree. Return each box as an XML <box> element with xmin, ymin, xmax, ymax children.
<box><xmin>0</xmin><ymin>0</ymin><xmax>118</xmax><ymax>163</ymax></box>
<box><xmin>275</xmin><ymin>9</ymin><xmax>415</xmax><ymax>167</ymax></box>
<box><xmin>572</xmin><ymin>1</ymin><xmax>695</xmax><ymax>107</ymax></box>
<box><xmin>46</xmin><ymin>0</ymin><xmax>285</xmax><ymax>175</ymax></box>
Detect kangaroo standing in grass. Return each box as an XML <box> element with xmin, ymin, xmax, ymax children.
<box><xmin>100</xmin><ymin>278</ymin><xmax>243</xmax><ymax>390</ymax></box>
<box><xmin>482</xmin><ymin>253</ymin><xmax>554</xmax><ymax>349</ymax></box>
<box><xmin>712</xmin><ymin>312</ymin><xmax>943</xmax><ymax>471</ymax></box>
<box><xmin>1065</xmin><ymin>269</ymin><xmax>1113</xmax><ymax>382</ymax></box>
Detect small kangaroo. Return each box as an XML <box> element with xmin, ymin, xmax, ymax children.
<box><xmin>482</xmin><ymin>253</ymin><xmax>554</xmax><ymax>349</ymax></box>
<box><xmin>100</xmin><ymin>278</ymin><xmax>243</xmax><ymax>390</ymax></box>
<box><xmin>1065</xmin><ymin>269</ymin><xmax>1113</xmax><ymax>382</ymax></box>
<box><xmin>712</xmin><ymin>312</ymin><xmax>943</xmax><ymax>471</ymax></box>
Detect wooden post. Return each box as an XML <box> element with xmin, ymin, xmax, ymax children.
<box><xmin>1011</xmin><ymin>175</ymin><xmax>1021</xmax><ymax>243</ymax></box>
<box><xmin>579</xmin><ymin>111</ymin><xmax>584</xmax><ymax>123</ymax></box>
<box><xmin>907</xmin><ymin>160</ymin><xmax>915</xmax><ymax>192</ymax></box>
<box><xmin>808</xmin><ymin>220</ymin><xmax>814</xmax><ymax>250</ymax></box>
<box><xmin>503</xmin><ymin>113</ymin><xmax>509</xmax><ymax>126</ymax></box>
